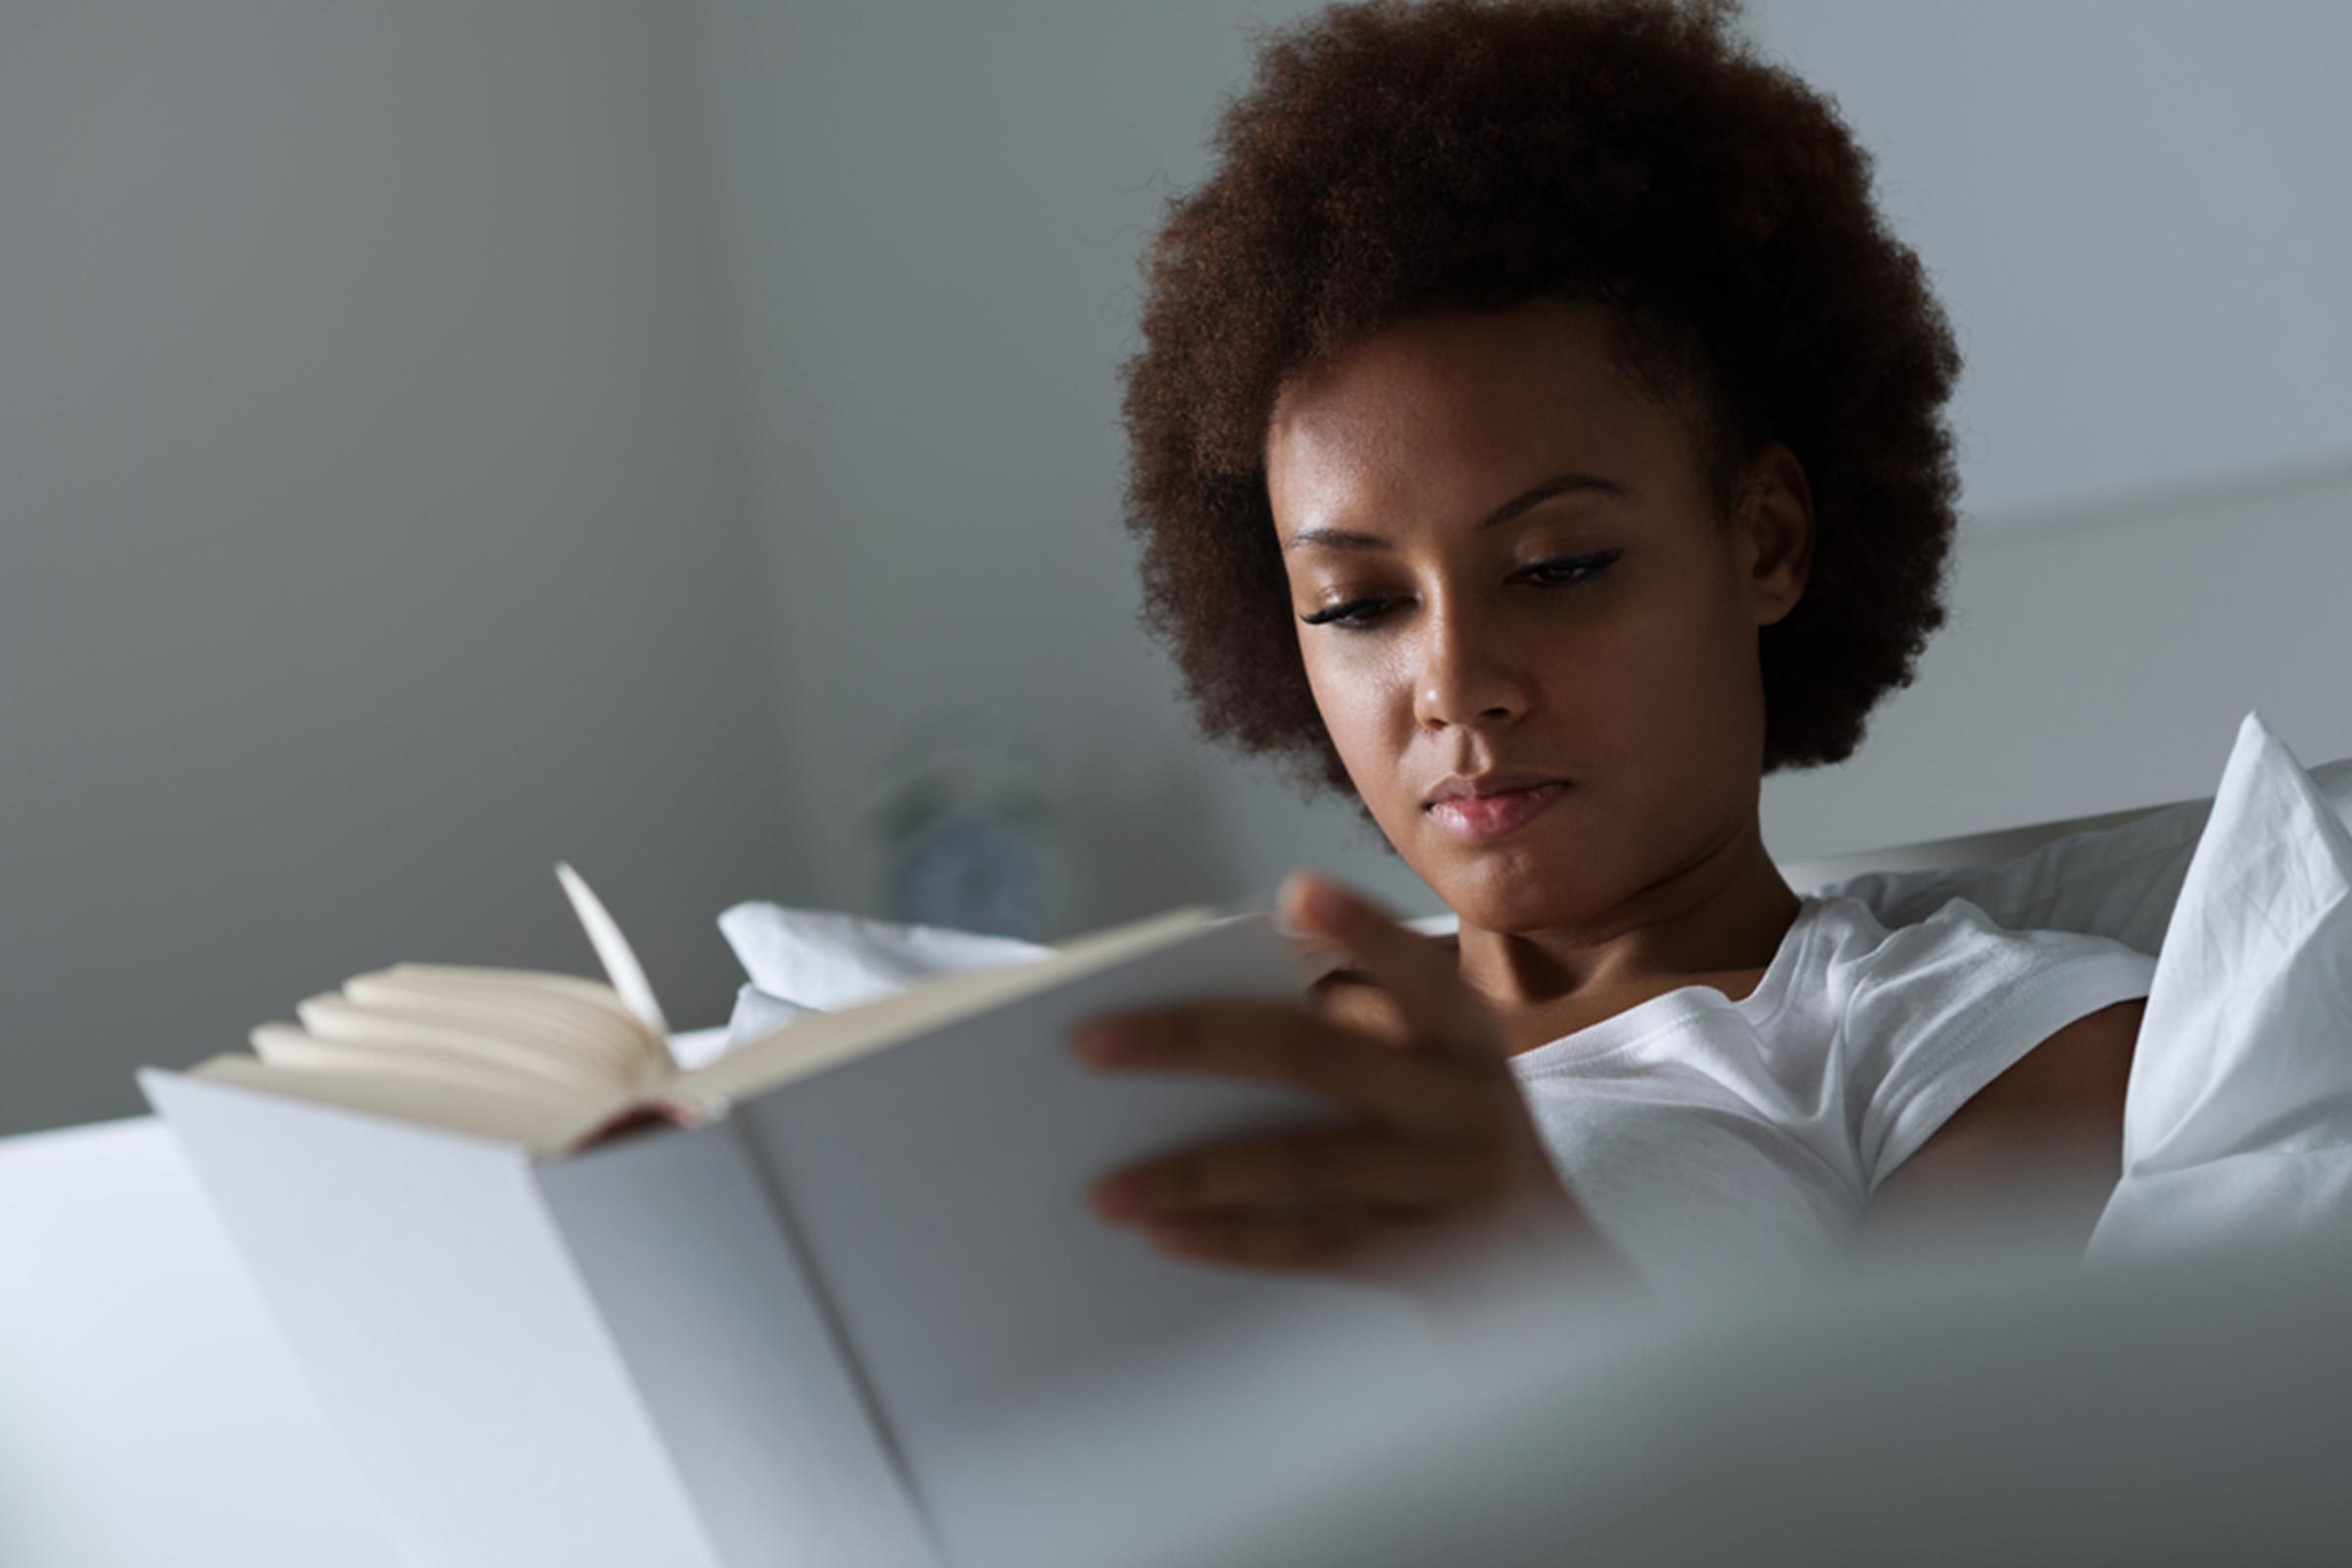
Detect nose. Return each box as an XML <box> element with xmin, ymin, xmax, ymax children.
<box><xmin>1410</xmin><ymin>599</ymin><xmax>1531</xmax><ymax>733</ymax></box>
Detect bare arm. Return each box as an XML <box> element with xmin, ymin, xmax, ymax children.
<box><xmin>1864</xmin><ymin>996</ymin><xmax>2145</xmax><ymax>1247</ymax></box>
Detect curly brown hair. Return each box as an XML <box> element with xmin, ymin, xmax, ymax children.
<box><xmin>1116</xmin><ymin>0</ymin><xmax>1963</xmax><ymax>805</ymax></box>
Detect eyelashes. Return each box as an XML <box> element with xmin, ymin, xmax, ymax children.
<box><xmin>1298</xmin><ymin>550</ymin><xmax>1623</xmax><ymax>631</ymax></box>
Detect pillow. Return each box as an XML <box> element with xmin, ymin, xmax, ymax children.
<box><xmin>713</xmin><ymin>903</ymin><xmax>1049</xmax><ymax>1053</ymax></box>
<box><xmin>1810</xmin><ymin>718</ymin><xmax>2352</xmax><ymax>956</ymax></box>
<box><xmin>2086</xmin><ymin>710</ymin><xmax>2352</xmax><ymax>1261</ymax></box>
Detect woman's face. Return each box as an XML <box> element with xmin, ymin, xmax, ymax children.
<box><xmin>1264</xmin><ymin>298</ymin><xmax>1812</xmax><ymax>934</ymax></box>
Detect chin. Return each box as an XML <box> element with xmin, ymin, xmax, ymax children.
<box><xmin>1442</xmin><ymin>883</ymin><xmax>1562</xmax><ymax>936</ymax></box>
<box><xmin>1402</xmin><ymin>822</ymin><xmax>1580</xmax><ymax>933</ymax></box>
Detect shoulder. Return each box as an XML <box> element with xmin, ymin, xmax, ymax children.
<box><xmin>1818</xmin><ymin>892</ymin><xmax>2157</xmax><ymax>1015</ymax></box>
<box><xmin>1810</xmin><ymin>890</ymin><xmax>2145</xmax><ymax>967</ymax></box>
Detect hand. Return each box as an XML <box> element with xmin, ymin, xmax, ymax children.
<box><xmin>1071</xmin><ymin>870</ymin><xmax>1590</xmax><ymax>1275</ymax></box>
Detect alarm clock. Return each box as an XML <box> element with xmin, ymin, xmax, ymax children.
<box><xmin>868</xmin><ymin>723</ymin><xmax>1068</xmax><ymax>939</ymax></box>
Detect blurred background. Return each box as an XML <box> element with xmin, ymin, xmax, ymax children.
<box><xmin>4</xmin><ymin>0</ymin><xmax>2348</xmax><ymax>1137</ymax></box>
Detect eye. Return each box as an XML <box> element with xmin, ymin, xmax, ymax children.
<box><xmin>1299</xmin><ymin>595</ymin><xmax>1396</xmax><ymax>630</ymax></box>
<box><xmin>1516</xmin><ymin>550</ymin><xmax>1621</xmax><ymax>588</ymax></box>
<box><xmin>1298</xmin><ymin>551</ymin><xmax>1622</xmax><ymax>633</ymax></box>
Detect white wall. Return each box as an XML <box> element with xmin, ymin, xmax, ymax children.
<box><xmin>1744</xmin><ymin>0</ymin><xmax>2352</xmax><ymax>528</ymax></box>
<box><xmin>684</xmin><ymin>0</ymin><xmax>1415</xmax><ymax>933</ymax></box>
<box><xmin>0</xmin><ymin>2</ymin><xmax>791</xmax><ymax>1136</ymax></box>
<box><xmin>1762</xmin><ymin>457</ymin><xmax>2352</xmax><ymax>864</ymax></box>
<box><xmin>1740</xmin><ymin>0</ymin><xmax>2352</xmax><ymax>850</ymax></box>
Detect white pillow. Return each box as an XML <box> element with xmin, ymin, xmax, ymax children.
<box><xmin>714</xmin><ymin>903</ymin><xmax>1049</xmax><ymax>1053</ymax></box>
<box><xmin>2086</xmin><ymin>711</ymin><xmax>2352</xmax><ymax>1261</ymax></box>
<box><xmin>1812</xmin><ymin>723</ymin><xmax>2352</xmax><ymax>956</ymax></box>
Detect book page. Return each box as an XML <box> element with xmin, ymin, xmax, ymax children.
<box><xmin>252</xmin><ymin>1023</ymin><xmax>597</xmax><ymax>1101</ymax></box>
<box><xmin>353</xmin><ymin>966</ymin><xmax>668</xmax><ymax>1085</ymax></box>
<box><xmin>288</xmin><ymin>1001</ymin><xmax>633</xmax><ymax>1098</ymax></box>
<box><xmin>185</xmin><ymin>898</ymin><xmax>1246</xmax><ymax>1152</ymax></box>
<box><xmin>190</xmin><ymin>1053</ymin><xmax>623</xmax><ymax>1153</ymax></box>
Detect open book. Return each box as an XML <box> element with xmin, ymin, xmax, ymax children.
<box><xmin>189</xmin><ymin>863</ymin><xmax>1264</xmax><ymax>1155</ymax></box>
<box><xmin>143</xmin><ymin>866</ymin><xmax>1419</xmax><ymax>1568</ymax></box>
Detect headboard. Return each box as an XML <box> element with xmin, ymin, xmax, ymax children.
<box><xmin>1777</xmin><ymin>754</ymin><xmax>2352</xmax><ymax>895</ymax></box>
<box><xmin>1774</xmin><ymin>798</ymin><xmax>2181</xmax><ymax>896</ymax></box>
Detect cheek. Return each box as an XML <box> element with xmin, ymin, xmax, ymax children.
<box><xmin>1589</xmin><ymin>581</ymin><xmax>1769</xmax><ymax>784</ymax></box>
<box><xmin>1298</xmin><ymin>638</ymin><xmax>1412</xmax><ymax>778</ymax></box>
<box><xmin>1646</xmin><ymin>577</ymin><xmax>1762</xmax><ymax>716</ymax></box>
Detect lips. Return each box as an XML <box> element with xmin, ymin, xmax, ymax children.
<box><xmin>1426</xmin><ymin>780</ymin><xmax>1569</xmax><ymax>845</ymax></box>
<box><xmin>1424</xmin><ymin>769</ymin><xmax>1569</xmax><ymax>808</ymax></box>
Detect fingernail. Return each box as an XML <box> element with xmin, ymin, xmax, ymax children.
<box><xmin>1072</xmin><ymin>1020</ymin><xmax>1141</xmax><ymax>1064</ymax></box>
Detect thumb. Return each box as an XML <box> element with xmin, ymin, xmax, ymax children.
<box><xmin>1278</xmin><ymin>870</ymin><xmax>1494</xmax><ymax>1058</ymax></box>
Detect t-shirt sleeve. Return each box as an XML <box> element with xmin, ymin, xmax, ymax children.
<box><xmin>1839</xmin><ymin>896</ymin><xmax>2159</xmax><ymax>1193</ymax></box>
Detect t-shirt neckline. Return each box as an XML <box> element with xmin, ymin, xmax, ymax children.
<box><xmin>1505</xmin><ymin>894</ymin><xmax>1828</xmax><ymax>1074</ymax></box>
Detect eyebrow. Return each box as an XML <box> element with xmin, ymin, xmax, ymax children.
<box><xmin>1279</xmin><ymin>471</ymin><xmax>1634</xmax><ymax>553</ymax></box>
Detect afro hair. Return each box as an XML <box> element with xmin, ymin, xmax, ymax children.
<box><xmin>1116</xmin><ymin>0</ymin><xmax>1964</xmax><ymax>802</ymax></box>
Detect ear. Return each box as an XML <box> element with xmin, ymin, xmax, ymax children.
<box><xmin>1737</xmin><ymin>442</ymin><xmax>1814</xmax><ymax>629</ymax></box>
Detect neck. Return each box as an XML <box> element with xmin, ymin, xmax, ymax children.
<box><xmin>1449</xmin><ymin>812</ymin><xmax>1802</xmax><ymax>1012</ymax></box>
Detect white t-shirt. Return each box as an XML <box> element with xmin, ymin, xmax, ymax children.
<box><xmin>1506</xmin><ymin>893</ymin><xmax>2158</xmax><ymax>1302</ymax></box>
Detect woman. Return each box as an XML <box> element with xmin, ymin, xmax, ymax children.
<box><xmin>1073</xmin><ymin>0</ymin><xmax>2155</xmax><ymax>1297</ymax></box>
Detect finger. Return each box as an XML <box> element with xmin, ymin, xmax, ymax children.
<box><xmin>1142</xmin><ymin>1209</ymin><xmax>1396</xmax><ymax>1273</ymax></box>
<box><xmin>1278</xmin><ymin>871</ymin><xmax>1494</xmax><ymax>1059</ymax></box>
<box><xmin>1090</xmin><ymin>1128</ymin><xmax>1499</xmax><ymax>1220</ymax></box>
<box><xmin>1308</xmin><ymin>972</ymin><xmax>1412</xmax><ymax>1048</ymax></box>
<box><xmin>1073</xmin><ymin>1002</ymin><xmax>1483</xmax><ymax>1130</ymax></box>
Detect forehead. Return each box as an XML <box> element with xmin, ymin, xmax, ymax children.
<box><xmin>1264</xmin><ymin>299</ymin><xmax>1690</xmax><ymax>518</ymax></box>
